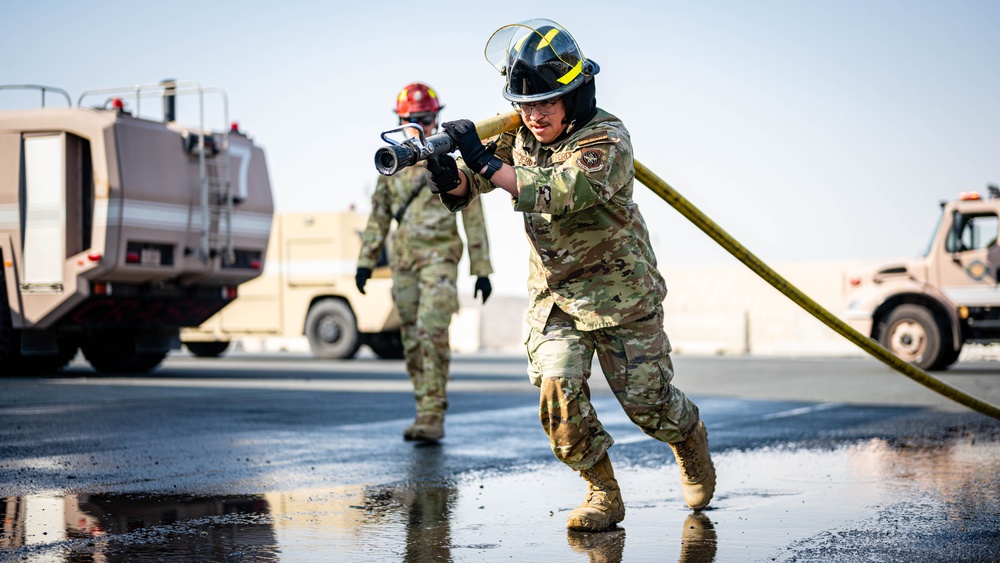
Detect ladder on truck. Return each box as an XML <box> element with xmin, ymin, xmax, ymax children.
<box><xmin>200</xmin><ymin>126</ymin><xmax>234</xmax><ymax>264</ymax></box>
<box><xmin>77</xmin><ymin>80</ymin><xmax>235</xmax><ymax>264</ymax></box>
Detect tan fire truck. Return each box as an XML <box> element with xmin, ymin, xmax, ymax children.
<box><xmin>180</xmin><ymin>211</ymin><xmax>403</xmax><ymax>360</ymax></box>
<box><xmin>0</xmin><ymin>81</ymin><xmax>273</xmax><ymax>374</ymax></box>
<box><xmin>844</xmin><ymin>188</ymin><xmax>1000</xmax><ymax>370</ymax></box>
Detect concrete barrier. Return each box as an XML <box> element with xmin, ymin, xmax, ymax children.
<box><xmin>459</xmin><ymin>259</ymin><xmax>878</xmax><ymax>357</ymax></box>
<box><xmin>235</xmin><ymin>259</ymin><xmax>1000</xmax><ymax>361</ymax></box>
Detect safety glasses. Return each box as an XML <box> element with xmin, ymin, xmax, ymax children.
<box><xmin>511</xmin><ymin>97</ymin><xmax>560</xmax><ymax>117</ymax></box>
<box><xmin>406</xmin><ymin>115</ymin><xmax>437</xmax><ymax>126</ymax></box>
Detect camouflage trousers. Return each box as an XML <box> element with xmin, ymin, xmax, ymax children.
<box><xmin>392</xmin><ymin>261</ymin><xmax>458</xmax><ymax>417</ymax></box>
<box><xmin>526</xmin><ymin>305</ymin><xmax>701</xmax><ymax>471</ymax></box>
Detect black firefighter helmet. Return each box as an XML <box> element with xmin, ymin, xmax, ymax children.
<box><xmin>485</xmin><ymin>19</ymin><xmax>600</xmax><ymax>136</ymax></box>
<box><xmin>485</xmin><ymin>18</ymin><xmax>600</xmax><ymax>103</ymax></box>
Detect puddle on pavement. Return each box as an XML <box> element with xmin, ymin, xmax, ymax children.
<box><xmin>3</xmin><ymin>434</ymin><xmax>999</xmax><ymax>562</ymax></box>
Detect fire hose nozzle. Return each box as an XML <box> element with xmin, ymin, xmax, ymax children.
<box><xmin>373</xmin><ymin>123</ymin><xmax>456</xmax><ymax>176</ymax></box>
<box><xmin>374</xmin><ymin>144</ymin><xmax>417</xmax><ymax>176</ymax></box>
<box><xmin>374</xmin><ymin>111</ymin><xmax>524</xmax><ymax>176</ymax></box>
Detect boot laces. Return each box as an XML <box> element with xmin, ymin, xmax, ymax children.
<box><xmin>582</xmin><ymin>468</ymin><xmax>614</xmax><ymax>506</ymax></box>
<box><xmin>674</xmin><ymin>439</ymin><xmax>706</xmax><ymax>482</ymax></box>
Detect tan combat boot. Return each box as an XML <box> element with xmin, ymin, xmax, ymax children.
<box><xmin>669</xmin><ymin>421</ymin><xmax>716</xmax><ymax>509</ymax></box>
<box><xmin>403</xmin><ymin>414</ymin><xmax>444</xmax><ymax>442</ymax></box>
<box><xmin>566</xmin><ymin>454</ymin><xmax>625</xmax><ymax>532</ymax></box>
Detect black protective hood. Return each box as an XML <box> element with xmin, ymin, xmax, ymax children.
<box><xmin>557</xmin><ymin>76</ymin><xmax>597</xmax><ymax>142</ymax></box>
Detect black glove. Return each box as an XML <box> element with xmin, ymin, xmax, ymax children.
<box><xmin>442</xmin><ymin>119</ymin><xmax>494</xmax><ymax>172</ymax></box>
<box><xmin>474</xmin><ymin>276</ymin><xmax>492</xmax><ymax>304</ymax></box>
<box><xmin>425</xmin><ymin>154</ymin><xmax>460</xmax><ymax>194</ymax></box>
<box><xmin>355</xmin><ymin>267</ymin><xmax>372</xmax><ymax>294</ymax></box>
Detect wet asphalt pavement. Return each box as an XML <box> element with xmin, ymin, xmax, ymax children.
<box><xmin>1</xmin><ymin>351</ymin><xmax>998</xmax><ymax>561</ymax></box>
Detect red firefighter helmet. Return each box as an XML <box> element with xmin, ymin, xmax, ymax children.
<box><xmin>394</xmin><ymin>82</ymin><xmax>443</xmax><ymax>117</ymax></box>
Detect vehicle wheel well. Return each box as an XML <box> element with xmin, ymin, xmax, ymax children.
<box><xmin>872</xmin><ymin>295</ymin><xmax>952</xmax><ymax>344</ymax></box>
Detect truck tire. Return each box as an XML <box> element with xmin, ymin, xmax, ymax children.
<box><xmin>16</xmin><ymin>337</ymin><xmax>79</xmax><ymax>375</ymax></box>
<box><xmin>305</xmin><ymin>299</ymin><xmax>360</xmax><ymax>359</ymax></box>
<box><xmin>933</xmin><ymin>341</ymin><xmax>962</xmax><ymax>371</ymax></box>
<box><xmin>879</xmin><ymin>305</ymin><xmax>948</xmax><ymax>371</ymax></box>
<box><xmin>366</xmin><ymin>330</ymin><xmax>405</xmax><ymax>359</ymax></box>
<box><xmin>184</xmin><ymin>341</ymin><xmax>231</xmax><ymax>358</ymax></box>
<box><xmin>82</xmin><ymin>333</ymin><xmax>167</xmax><ymax>374</ymax></box>
<box><xmin>0</xmin><ymin>267</ymin><xmax>76</xmax><ymax>375</ymax></box>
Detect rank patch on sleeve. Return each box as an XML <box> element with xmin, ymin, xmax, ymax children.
<box><xmin>577</xmin><ymin>148</ymin><xmax>604</xmax><ymax>172</ymax></box>
<box><xmin>578</xmin><ymin>132</ymin><xmax>609</xmax><ymax>147</ymax></box>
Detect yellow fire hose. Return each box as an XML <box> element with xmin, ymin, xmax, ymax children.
<box><xmin>471</xmin><ymin>111</ymin><xmax>1000</xmax><ymax>420</ymax></box>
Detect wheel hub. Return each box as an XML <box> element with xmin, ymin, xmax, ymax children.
<box><xmin>890</xmin><ymin>320</ymin><xmax>926</xmax><ymax>360</ymax></box>
<box><xmin>319</xmin><ymin>317</ymin><xmax>342</xmax><ymax>343</ymax></box>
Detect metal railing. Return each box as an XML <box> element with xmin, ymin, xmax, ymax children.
<box><xmin>0</xmin><ymin>84</ymin><xmax>72</xmax><ymax>108</ymax></box>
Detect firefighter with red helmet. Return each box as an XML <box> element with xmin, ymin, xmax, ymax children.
<box><xmin>425</xmin><ymin>19</ymin><xmax>716</xmax><ymax>531</ymax></box>
<box><xmin>356</xmin><ymin>82</ymin><xmax>494</xmax><ymax>442</ymax></box>
<box><xmin>394</xmin><ymin>82</ymin><xmax>443</xmax><ymax>121</ymax></box>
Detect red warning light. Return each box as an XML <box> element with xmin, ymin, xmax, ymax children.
<box><xmin>849</xmin><ymin>276</ymin><xmax>861</xmax><ymax>286</ymax></box>
<box><xmin>125</xmin><ymin>251</ymin><xmax>140</xmax><ymax>264</ymax></box>
<box><xmin>111</xmin><ymin>98</ymin><xmax>124</xmax><ymax>110</ymax></box>
<box><xmin>230</xmin><ymin>121</ymin><xmax>240</xmax><ymax>133</ymax></box>
<box><xmin>959</xmin><ymin>191</ymin><xmax>981</xmax><ymax>201</ymax></box>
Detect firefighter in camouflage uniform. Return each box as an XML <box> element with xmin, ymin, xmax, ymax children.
<box><xmin>357</xmin><ymin>83</ymin><xmax>494</xmax><ymax>443</ymax></box>
<box><xmin>425</xmin><ymin>19</ymin><xmax>716</xmax><ymax>531</ymax></box>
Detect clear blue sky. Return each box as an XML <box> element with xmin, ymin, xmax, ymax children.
<box><xmin>3</xmin><ymin>1</ymin><xmax>999</xmax><ymax>296</ymax></box>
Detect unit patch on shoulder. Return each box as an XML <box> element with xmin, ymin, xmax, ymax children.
<box><xmin>577</xmin><ymin>148</ymin><xmax>604</xmax><ymax>172</ymax></box>
<box><xmin>578</xmin><ymin>132</ymin><xmax>609</xmax><ymax>147</ymax></box>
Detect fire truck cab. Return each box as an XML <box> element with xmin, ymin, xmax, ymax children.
<box><xmin>844</xmin><ymin>188</ymin><xmax>1000</xmax><ymax>370</ymax></box>
<box><xmin>0</xmin><ymin>81</ymin><xmax>273</xmax><ymax>374</ymax></box>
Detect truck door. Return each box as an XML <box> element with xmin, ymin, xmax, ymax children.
<box><xmin>937</xmin><ymin>210</ymin><xmax>1000</xmax><ymax>306</ymax></box>
<box><xmin>21</xmin><ymin>134</ymin><xmax>66</xmax><ymax>291</ymax></box>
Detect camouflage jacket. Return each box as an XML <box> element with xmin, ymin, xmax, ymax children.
<box><xmin>441</xmin><ymin>109</ymin><xmax>666</xmax><ymax>330</ymax></box>
<box><xmin>358</xmin><ymin>164</ymin><xmax>493</xmax><ymax>276</ymax></box>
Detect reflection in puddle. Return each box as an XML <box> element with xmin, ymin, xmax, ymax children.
<box><xmin>2</xmin><ymin>433</ymin><xmax>998</xmax><ymax>562</ymax></box>
<box><xmin>2</xmin><ymin>493</ymin><xmax>277</xmax><ymax>561</ymax></box>
<box><xmin>567</xmin><ymin>528</ymin><xmax>627</xmax><ymax>563</ymax></box>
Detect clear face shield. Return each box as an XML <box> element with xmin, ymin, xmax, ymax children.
<box><xmin>484</xmin><ymin>18</ymin><xmax>593</xmax><ymax>103</ymax></box>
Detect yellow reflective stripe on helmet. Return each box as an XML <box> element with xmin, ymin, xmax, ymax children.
<box><xmin>513</xmin><ymin>33</ymin><xmax>529</xmax><ymax>53</ymax></box>
<box><xmin>557</xmin><ymin>60</ymin><xmax>583</xmax><ymax>84</ymax></box>
<box><xmin>537</xmin><ymin>28</ymin><xmax>560</xmax><ymax>49</ymax></box>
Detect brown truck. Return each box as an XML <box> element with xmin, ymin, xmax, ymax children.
<box><xmin>0</xmin><ymin>81</ymin><xmax>273</xmax><ymax>374</ymax></box>
<box><xmin>181</xmin><ymin>211</ymin><xmax>403</xmax><ymax>360</ymax></box>
<box><xmin>844</xmin><ymin>188</ymin><xmax>1000</xmax><ymax>369</ymax></box>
